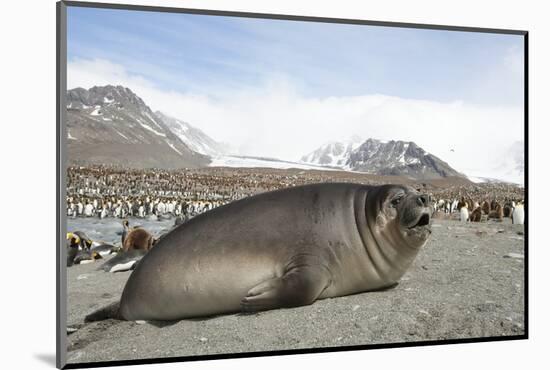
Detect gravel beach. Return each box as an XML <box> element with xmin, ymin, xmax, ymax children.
<box><xmin>65</xmin><ymin>217</ymin><xmax>525</xmax><ymax>365</ymax></box>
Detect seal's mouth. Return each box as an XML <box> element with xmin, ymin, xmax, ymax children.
<box><xmin>409</xmin><ymin>213</ymin><xmax>430</xmax><ymax>229</ymax></box>
<box><xmin>403</xmin><ymin>211</ymin><xmax>432</xmax><ymax>243</ymax></box>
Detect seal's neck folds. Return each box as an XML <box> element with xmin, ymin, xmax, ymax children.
<box><xmin>358</xmin><ymin>188</ymin><xmax>422</xmax><ymax>284</ymax></box>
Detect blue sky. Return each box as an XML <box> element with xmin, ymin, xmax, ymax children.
<box><xmin>67</xmin><ymin>6</ymin><xmax>525</xmax><ymax>183</ymax></box>
<box><xmin>68</xmin><ymin>6</ymin><xmax>524</xmax><ymax>106</ymax></box>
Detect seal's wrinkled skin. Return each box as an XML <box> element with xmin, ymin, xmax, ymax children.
<box><xmin>119</xmin><ymin>183</ymin><xmax>432</xmax><ymax>321</ymax></box>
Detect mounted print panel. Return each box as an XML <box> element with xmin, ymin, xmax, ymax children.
<box><xmin>57</xmin><ymin>1</ymin><xmax>527</xmax><ymax>368</ymax></box>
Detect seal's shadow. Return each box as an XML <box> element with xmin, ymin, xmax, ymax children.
<box><xmin>147</xmin><ymin>319</ymin><xmax>181</xmax><ymax>328</ymax></box>
<box><xmin>375</xmin><ymin>282</ymin><xmax>399</xmax><ymax>291</ymax></box>
<box><xmin>147</xmin><ymin>314</ymin><xmax>227</xmax><ymax>327</ymax></box>
<box><xmin>236</xmin><ymin>312</ymin><xmax>260</xmax><ymax>317</ymax></box>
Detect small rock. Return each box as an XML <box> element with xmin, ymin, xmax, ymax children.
<box><xmin>497</xmin><ymin>229</ymin><xmax>505</xmax><ymax>233</ymax></box>
<box><xmin>135</xmin><ymin>320</ymin><xmax>146</xmax><ymax>325</ymax></box>
<box><xmin>504</xmin><ymin>253</ymin><xmax>524</xmax><ymax>259</ymax></box>
<box><xmin>517</xmin><ymin>231</ymin><xmax>524</xmax><ymax>235</ymax></box>
<box><xmin>76</xmin><ymin>274</ymin><xmax>89</xmax><ymax>280</ymax></box>
<box><xmin>336</xmin><ymin>337</ymin><xmax>343</xmax><ymax>341</ymax></box>
<box><xmin>199</xmin><ymin>337</ymin><xmax>208</xmax><ymax>343</ymax></box>
<box><xmin>352</xmin><ymin>305</ymin><xmax>360</xmax><ymax>311</ymax></box>
<box><xmin>418</xmin><ymin>309</ymin><xmax>430</xmax><ymax>316</ymax></box>
<box><xmin>421</xmin><ymin>265</ymin><xmax>428</xmax><ymax>270</ymax></box>
<box><xmin>67</xmin><ymin>327</ymin><xmax>78</xmax><ymax>334</ymax></box>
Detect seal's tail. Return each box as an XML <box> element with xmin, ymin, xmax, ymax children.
<box><xmin>84</xmin><ymin>301</ymin><xmax>123</xmax><ymax>322</ymax></box>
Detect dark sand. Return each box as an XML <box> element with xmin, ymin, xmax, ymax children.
<box><xmin>66</xmin><ymin>218</ymin><xmax>525</xmax><ymax>364</ymax></box>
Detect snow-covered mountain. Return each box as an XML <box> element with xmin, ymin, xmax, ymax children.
<box><xmin>301</xmin><ymin>138</ymin><xmax>465</xmax><ymax>180</ymax></box>
<box><xmin>66</xmin><ymin>85</ymin><xmax>209</xmax><ymax>169</ymax></box>
<box><xmin>154</xmin><ymin>111</ymin><xmax>228</xmax><ymax>156</ymax></box>
<box><xmin>462</xmin><ymin>141</ymin><xmax>524</xmax><ymax>185</ymax></box>
<box><xmin>496</xmin><ymin>141</ymin><xmax>524</xmax><ymax>184</ymax></box>
<box><xmin>489</xmin><ymin>141</ymin><xmax>524</xmax><ymax>185</ymax></box>
<box><xmin>300</xmin><ymin>138</ymin><xmax>363</xmax><ymax>167</ymax></box>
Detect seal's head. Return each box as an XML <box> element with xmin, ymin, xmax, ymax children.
<box><xmin>373</xmin><ymin>185</ymin><xmax>432</xmax><ymax>247</ymax></box>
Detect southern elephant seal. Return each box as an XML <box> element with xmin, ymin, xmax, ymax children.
<box><xmin>88</xmin><ymin>183</ymin><xmax>432</xmax><ymax>322</ymax></box>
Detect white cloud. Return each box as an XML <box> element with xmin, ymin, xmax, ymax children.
<box><xmin>67</xmin><ymin>58</ymin><xmax>155</xmax><ymax>90</ymax></box>
<box><xmin>68</xmin><ymin>58</ymin><xmax>524</xmax><ymax>183</ymax></box>
<box><xmin>504</xmin><ymin>45</ymin><xmax>524</xmax><ymax>73</ymax></box>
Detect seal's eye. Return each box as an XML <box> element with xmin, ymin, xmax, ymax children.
<box><xmin>391</xmin><ymin>194</ymin><xmax>404</xmax><ymax>207</ymax></box>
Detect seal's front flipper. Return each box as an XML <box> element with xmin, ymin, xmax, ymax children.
<box><xmin>240</xmin><ymin>266</ymin><xmax>330</xmax><ymax>312</ymax></box>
